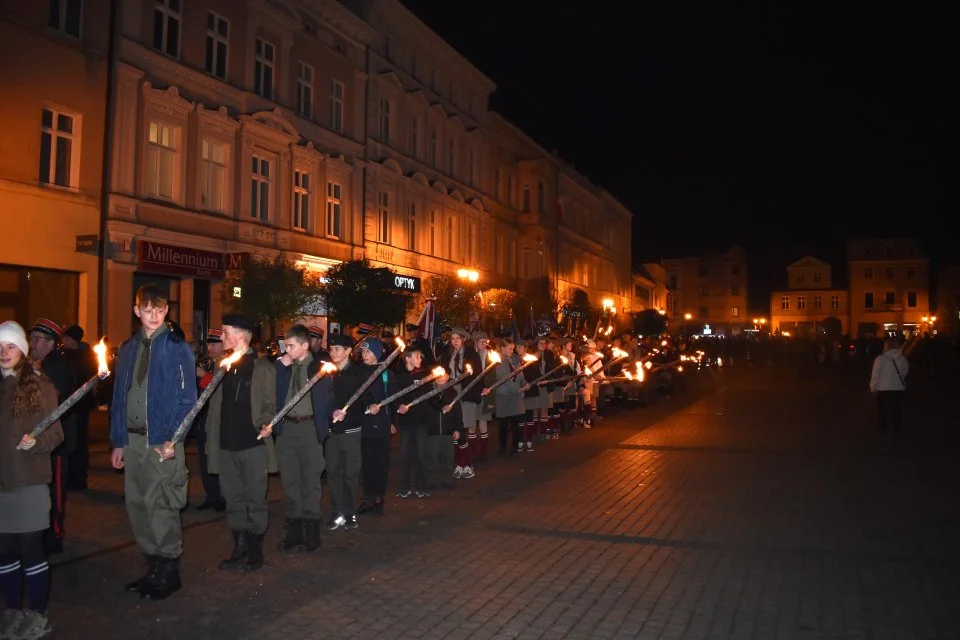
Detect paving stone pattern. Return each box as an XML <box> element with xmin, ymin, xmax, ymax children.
<box><xmin>44</xmin><ymin>366</ymin><xmax>960</xmax><ymax>639</ymax></box>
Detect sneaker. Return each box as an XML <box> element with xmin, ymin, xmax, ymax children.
<box><xmin>453</xmin><ymin>466</ymin><xmax>463</xmax><ymax>479</ymax></box>
<box><xmin>462</xmin><ymin>466</ymin><xmax>475</xmax><ymax>479</ymax></box>
<box><xmin>0</xmin><ymin>610</ymin><xmax>27</xmax><ymax>638</ymax></box>
<box><xmin>526</xmin><ymin>441</ymin><xmax>535</xmax><ymax>452</ymax></box>
<box><xmin>414</xmin><ymin>490</ymin><xmax>430</xmax><ymax>498</ymax></box>
<box><xmin>13</xmin><ymin>610</ymin><xmax>52</xmax><ymax>640</ymax></box>
<box><xmin>397</xmin><ymin>489</ymin><xmax>412</xmax><ymax>499</ymax></box>
<box><xmin>345</xmin><ymin>515</ymin><xmax>359</xmax><ymax>529</ymax></box>
<box><xmin>326</xmin><ymin>515</ymin><xmax>347</xmax><ymax>531</ymax></box>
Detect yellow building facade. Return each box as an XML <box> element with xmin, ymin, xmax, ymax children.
<box><xmin>847</xmin><ymin>238</ymin><xmax>929</xmax><ymax>338</ymax></box>
<box><xmin>769</xmin><ymin>256</ymin><xmax>849</xmax><ymax>337</ymax></box>
<box><xmin>663</xmin><ymin>246</ymin><xmax>748</xmax><ymax>335</ymax></box>
<box><xmin>0</xmin><ymin>1</ymin><xmax>109</xmax><ymax>333</ymax></box>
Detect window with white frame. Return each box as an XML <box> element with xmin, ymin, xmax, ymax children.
<box><xmin>814</xmin><ymin>295</ymin><xmax>822</xmax><ymax>310</ymax></box>
<box><xmin>813</xmin><ymin>270</ymin><xmax>822</xmax><ymax>283</ymax></box>
<box><xmin>50</xmin><ymin>0</ymin><xmax>82</xmax><ymax>38</ymax></box>
<box><xmin>326</xmin><ymin>181</ymin><xmax>342</xmax><ymax>238</ymax></box>
<box><xmin>537</xmin><ymin>181</ymin><xmax>546</xmax><ymax>213</ymax></box>
<box><xmin>831</xmin><ymin>295</ymin><xmax>839</xmax><ymax>310</ymax></box>
<box><xmin>407</xmin><ymin>203</ymin><xmax>417</xmax><ymax>252</ymax></box>
<box><xmin>204</xmin><ymin>12</ymin><xmax>229</xmax><ymax>80</ymax></box>
<box><xmin>427</xmin><ymin>128</ymin><xmax>437</xmax><ymax>166</ymax></box>
<box><xmin>427</xmin><ymin>209</ymin><xmax>437</xmax><ymax>255</ymax></box>
<box><xmin>293</xmin><ymin>170</ymin><xmax>311</xmax><ymax>230</ymax></box>
<box><xmin>885</xmin><ymin>266</ymin><xmax>894</xmax><ymax>279</ymax></box>
<box><xmin>254</xmin><ymin>38</ymin><xmax>275</xmax><ymax>100</ymax></box>
<box><xmin>446</xmin><ymin>215</ymin><xmax>457</xmax><ymax>261</ymax></box>
<box><xmin>296</xmin><ymin>62</ymin><xmax>314</xmax><ymax>119</ymax></box>
<box><xmin>153</xmin><ymin>0</ymin><xmax>180</xmax><ymax>58</ymax></box>
<box><xmin>250</xmin><ymin>155</ymin><xmax>271</xmax><ymax>221</ymax></box>
<box><xmin>199</xmin><ymin>138</ymin><xmax>226</xmax><ymax>212</ymax></box>
<box><xmin>39</xmin><ymin>107</ymin><xmax>78</xmax><ymax>188</ymax></box>
<box><xmin>447</xmin><ymin>138</ymin><xmax>455</xmax><ymax>175</ymax></box>
<box><xmin>864</xmin><ymin>267</ymin><xmax>873</xmax><ymax>279</ymax></box>
<box><xmin>145</xmin><ymin>120</ymin><xmax>177</xmax><ymax>199</ymax></box>
<box><xmin>731</xmin><ymin>306</ymin><xmax>740</xmax><ymax>318</ymax></box>
<box><xmin>329</xmin><ymin>79</ymin><xmax>344</xmax><ymax>132</ymax></box>
<box><xmin>797</xmin><ymin>296</ymin><xmax>806</xmax><ymax>310</ymax></box>
<box><xmin>797</xmin><ymin>272</ymin><xmax>805</xmax><ymax>284</ymax></box>
<box><xmin>780</xmin><ymin>296</ymin><xmax>790</xmax><ymax>311</ymax></box>
<box><xmin>410</xmin><ymin>117</ymin><xmax>419</xmax><ymax>157</ymax></box>
<box><xmin>379</xmin><ymin>98</ymin><xmax>390</xmax><ymax>142</ymax></box>
<box><xmin>521</xmin><ymin>184</ymin><xmax>530</xmax><ymax>212</ymax></box>
<box><xmin>376</xmin><ymin>191</ymin><xmax>389</xmax><ymax>243</ymax></box>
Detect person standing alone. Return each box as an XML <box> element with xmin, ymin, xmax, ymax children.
<box><xmin>870</xmin><ymin>337</ymin><xmax>909</xmax><ymax>433</ymax></box>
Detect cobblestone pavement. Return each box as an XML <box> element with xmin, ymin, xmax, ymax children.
<box><xmin>44</xmin><ymin>365</ymin><xmax>960</xmax><ymax>639</ymax></box>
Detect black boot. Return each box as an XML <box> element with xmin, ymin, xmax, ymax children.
<box><xmin>372</xmin><ymin>498</ymin><xmax>384</xmax><ymax>516</ymax></box>
<box><xmin>141</xmin><ymin>556</ymin><xmax>182</xmax><ymax>600</ymax></box>
<box><xmin>218</xmin><ymin>530</ymin><xmax>249</xmax><ymax>571</ymax></box>
<box><xmin>357</xmin><ymin>500</ymin><xmax>375</xmax><ymax>514</ymax></box>
<box><xmin>278</xmin><ymin>518</ymin><xmax>304</xmax><ymax>551</ymax></box>
<box><xmin>303</xmin><ymin>519</ymin><xmax>321</xmax><ymax>552</ymax></box>
<box><xmin>125</xmin><ymin>554</ymin><xmax>158</xmax><ymax>593</ymax></box>
<box><xmin>244</xmin><ymin>533</ymin><xmax>264</xmax><ymax>571</ymax></box>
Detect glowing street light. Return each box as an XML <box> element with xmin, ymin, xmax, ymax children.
<box><xmin>457</xmin><ymin>268</ymin><xmax>479</xmax><ymax>283</ymax></box>
<box><xmin>684</xmin><ymin>313</ymin><xmax>693</xmax><ymax>321</ymax></box>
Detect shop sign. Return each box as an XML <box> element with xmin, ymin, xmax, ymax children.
<box><xmin>225</xmin><ymin>252</ymin><xmax>250</xmax><ymax>271</ymax></box>
<box><xmin>137</xmin><ymin>240</ymin><xmax>225</xmax><ymax>278</ymax></box>
<box><xmin>75</xmin><ymin>235</ymin><xmax>99</xmax><ymax>255</ymax></box>
<box><xmin>392</xmin><ymin>275</ymin><xmax>421</xmax><ymax>293</ymax></box>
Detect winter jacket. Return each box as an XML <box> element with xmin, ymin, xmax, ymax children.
<box><xmin>275</xmin><ymin>355</ymin><xmax>333</xmax><ymax>442</ymax></box>
<box><xmin>393</xmin><ymin>367</ymin><xmax>433</xmax><ymax>430</ymax></box>
<box><xmin>427</xmin><ymin>385</ymin><xmax>462</xmax><ymax>436</ymax></box>
<box><xmin>40</xmin><ymin>349</ymin><xmax>78</xmax><ymax>454</ymax></box>
<box><xmin>361</xmin><ymin>365</ymin><xmax>397</xmax><ymax>439</ymax></box>
<box><xmin>327</xmin><ymin>360</ymin><xmax>372</xmax><ymax>435</ymax></box>
<box><xmin>0</xmin><ymin>371</ymin><xmax>65</xmax><ymax>492</ymax></box>
<box><xmin>110</xmin><ymin>329</ymin><xmax>197</xmax><ymax>447</ymax></box>
<box><xmin>870</xmin><ymin>349</ymin><xmax>909</xmax><ymax>392</ymax></box>
<box><xmin>491</xmin><ymin>360</ymin><xmax>525</xmax><ymax>418</ymax></box>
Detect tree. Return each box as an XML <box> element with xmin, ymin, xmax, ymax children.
<box><xmin>632</xmin><ymin>309</ymin><xmax>668</xmax><ymax>337</ymax></box>
<box><xmin>481</xmin><ymin>288</ymin><xmax>520</xmax><ymax>332</ymax></box>
<box><xmin>519</xmin><ymin>276</ymin><xmax>559</xmax><ymax>333</ymax></box>
<box><xmin>223</xmin><ymin>255</ymin><xmax>323</xmax><ymax>339</ymax></box>
<box><xmin>559</xmin><ymin>288</ymin><xmax>593</xmax><ymax>335</ymax></box>
<box><xmin>318</xmin><ymin>259</ymin><xmax>411</xmax><ymax>331</ymax></box>
<box><xmin>419</xmin><ymin>275</ymin><xmax>477</xmax><ymax>329</ymax></box>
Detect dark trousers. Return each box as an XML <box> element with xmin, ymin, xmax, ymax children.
<box><xmin>49</xmin><ymin>454</ymin><xmax>69</xmax><ymax>541</ymax></box>
<box><xmin>325</xmin><ymin>432</ymin><xmax>361</xmax><ymax>518</ymax></box>
<box><xmin>399</xmin><ymin>426</ymin><xmax>428</xmax><ymax>492</ymax></box>
<box><xmin>877</xmin><ymin>390</ymin><xmax>904</xmax><ymax>432</ymax></box>
<box><xmin>361</xmin><ymin>436</ymin><xmax>391</xmax><ymax>500</ymax></box>
<box><xmin>194</xmin><ymin>412</ymin><xmax>220</xmax><ymax>503</ymax></box>
<box><xmin>68</xmin><ymin>410</ymin><xmax>90</xmax><ymax>490</ymax></box>
<box><xmin>498</xmin><ymin>416</ymin><xmax>521</xmax><ymax>452</ymax></box>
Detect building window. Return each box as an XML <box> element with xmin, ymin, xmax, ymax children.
<box><xmin>254</xmin><ymin>38</ymin><xmax>275</xmax><ymax>100</ymax></box>
<box><xmin>296</xmin><ymin>62</ymin><xmax>314</xmax><ymax>119</ymax></box>
<box><xmin>153</xmin><ymin>0</ymin><xmax>180</xmax><ymax>57</ymax></box>
<box><xmin>466</xmin><ymin>222</ymin><xmax>476</xmax><ymax>264</ymax></box>
<box><xmin>329</xmin><ymin>79</ymin><xmax>344</xmax><ymax>132</ymax></box>
<box><xmin>428</xmin><ymin>128</ymin><xmax>437</xmax><ymax>166</ymax></box>
<box><xmin>521</xmin><ymin>247</ymin><xmax>531</xmax><ymax>279</ymax></box>
<box><xmin>669</xmin><ymin>275</ymin><xmax>678</xmax><ymax>290</ymax></box>
<box><xmin>506</xmin><ymin>175</ymin><xmax>514</xmax><ymax>207</ymax></box>
<box><xmin>407</xmin><ymin>203</ymin><xmax>417</xmax><ymax>252</ymax></box>
<box><xmin>907</xmin><ymin>267</ymin><xmax>916</xmax><ymax>278</ymax></box>
<box><xmin>884</xmin><ymin>291</ymin><xmax>896</xmax><ymax>305</ymax></box>
<box><xmin>885</xmin><ymin>266</ymin><xmax>894</xmax><ymax>279</ymax></box>
<box><xmin>250</xmin><ymin>155</ymin><xmax>270</xmax><ymax>221</ymax></box>
<box><xmin>427</xmin><ymin>209</ymin><xmax>437</xmax><ymax>255</ymax></box>
<box><xmin>204</xmin><ymin>12</ymin><xmax>229</xmax><ymax>80</ymax></box>
<box><xmin>376</xmin><ymin>191</ymin><xmax>389</xmax><ymax>243</ymax></box>
<box><xmin>698</xmin><ymin>286</ymin><xmax>706</xmax><ymax>297</ymax></box>
<box><xmin>446</xmin><ymin>215</ymin><xmax>457</xmax><ymax>261</ymax></box>
<box><xmin>731</xmin><ymin>284</ymin><xmax>740</xmax><ymax>296</ymax></box>
<box><xmin>864</xmin><ymin>267</ymin><xmax>873</xmax><ymax>279</ymax></box>
<box><xmin>831</xmin><ymin>295</ymin><xmax>839</xmax><ymax>310</ymax></box>
<box><xmin>39</xmin><ymin>107</ymin><xmax>78</xmax><ymax>188</ymax></box>
<box><xmin>907</xmin><ymin>291</ymin><xmax>917</xmax><ymax>308</ymax></box>
<box><xmin>864</xmin><ymin>292</ymin><xmax>874</xmax><ymax>309</ymax></box>
<box><xmin>731</xmin><ymin>306</ymin><xmax>739</xmax><ymax>318</ymax></box>
<box><xmin>797</xmin><ymin>296</ymin><xmax>806</xmax><ymax>310</ymax></box>
<box><xmin>447</xmin><ymin>138</ymin><xmax>455</xmax><ymax>175</ymax></box>
<box><xmin>537</xmin><ymin>180</ymin><xmax>546</xmax><ymax>213</ymax></box>
<box><xmin>814</xmin><ymin>295</ymin><xmax>822</xmax><ymax>310</ymax></box>
<box><xmin>199</xmin><ymin>138</ymin><xmax>225</xmax><ymax>212</ymax></box>
<box><xmin>293</xmin><ymin>170</ymin><xmax>310</xmax><ymax>230</ymax></box>
<box><xmin>145</xmin><ymin>121</ymin><xmax>177</xmax><ymax>199</ymax></box>
<box><xmin>780</xmin><ymin>296</ymin><xmax>789</xmax><ymax>311</ymax></box>
<box><xmin>698</xmin><ymin>265</ymin><xmax>709</xmax><ymax>278</ymax></box>
<box><xmin>379</xmin><ymin>98</ymin><xmax>390</xmax><ymax>142</ymax></box>
<box><xmin>797</xmin><ymin>272</ymin><xmax>805</xmax><ymax>284</ymax></box>
<box><xmin>50</xmin><ymin>0</ymin><xmax>82</xmax><ymax>38</ymax></box>
<box><xmin>410</xmin><ymin>117</ymin><xmax>419</xmax><ymax>157</ymax></box>
<box><xmin>326</xmin><ymin>181</ymin><xmax>342</xmax><ymax>238</ymax></box>
<box><xmin>813</xmin><ymin>271</ymin><xmax>822</xmax><ymax>283</ymax></box>
<box><xmin>521</xmin><ymin>184</ymin><xmax>530</xmax><ymax>212</ymax></box>
<box><xmin>506</xmin><ymin>238</ymin><xmax>516</xmax><ymax>276</ymax></box>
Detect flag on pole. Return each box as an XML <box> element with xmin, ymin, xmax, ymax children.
<box><xmin>417</xmin><ymin>298</ymin><xmax>435</xmax><ymax>342</ymax></box>
<box><xmin>527</xmin><ymin>304</ymin><xmax>536</xmax><ymax>338</ymax></box>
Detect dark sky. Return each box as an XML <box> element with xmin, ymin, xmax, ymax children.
<box><xmin>400</xmin><ymin>1</ymin><xmax>955</xmax><ymax>308</ymax></box>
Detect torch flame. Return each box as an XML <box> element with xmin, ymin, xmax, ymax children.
<box><xmin>612</xmin><ymin>348</ymin><xmax>627</xmax><ymax>358</ymax></box>
<box><xmin>488</xmin><ymin>351</ymin><xmax>501</xmax><ymax>364</ymax></box>
<box><xmin>644</xmin><ymin>361</ymin><xmax>653</xmax><ymax>370</ymax></box>
<box><xmin>521</xmin><ymin>353</ymin><xmax>538</xmax><ymax>363</ymax></box>
<box><xmin>636</xmin><ymin>362</ymin><xmax>645</xmax><ymax>382</ymax></box>
<box><xmin>220</xmin><ymin>350</ymin><xmax>244</xmax><ymax>371</ymax></box>
<box><xmin>605</xmin><ymin>326</ymin><xmax>613</xmax><ymax>335</ymax></box>
<box><xmin>94</xmin><ymin>339</ymin><xmax>109</xmax><ymax>377</ymax></box>
<box><xmin>395</xmin><ymin>337</ymin><xmax>406</xmax><ymax>351</ymax></box>
<box><xmin>560</xmin><ymin>355</ymin><xmax>568</xmax><ymax>364</ymax></box>
<box><xmin>624</xmin><ymin>370</ymin><xmax>633</xmax><ymax>380</ymax></box>
<box><xmin>431</xmin><ymin>366</ymin><xmax>446</xmax><ymax>377</ymax></box>
<box><xmin>464</xmin><ymin>364</ymin><xmax>473</xmax><ymax>375</ymax></box>
<box><xmin>320</xmin><ymin>361</ymin><xmax>338</xmax><ymax>374</ymax></box>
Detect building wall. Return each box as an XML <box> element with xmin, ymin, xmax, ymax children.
<box><xmin>769</xmin><ymin>289</ymin><xmax>849</xmax><ymax>336</ymax></box>
<box><xmin>0</xmin><ymin>1</ymin><xmax>109</xmax><ymax>333</ymax></box>
<box><xmin>663</xmin><ymin>246</ymin><xmax>748</xmax><ymax>333</ymax></box>
<box><xmin>847</xmin><ymin>239</ymin><xmax>929</xmax><ymax>337</ymax></box>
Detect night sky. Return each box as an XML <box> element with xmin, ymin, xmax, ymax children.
<box><xmin>400</xmin><ymin>1</ymin><xmax>955</xmax><ymax>310</ymax></box>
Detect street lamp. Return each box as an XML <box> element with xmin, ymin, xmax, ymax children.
<box><xmin>457</xmin><ymin>268</ymin><xmax>479</xmax><ymax>283</ymax></box>
<box><xmin>683</xmin><ymin>312</ymin><xmax>692</xmax><ymax>336</ymax></box>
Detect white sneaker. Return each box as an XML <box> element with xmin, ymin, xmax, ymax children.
<box><xmin>525</xmin><ymin>441</ymin><xmax>535</xmax><ymax>452</ymax></box>
<box><xmin>462</xmin><ymin>466</ymin><xmax>475</xmax><ymax>479</ymax></box>
<box><xmin>0</xmin><ymin>610</ymin><xmax>27</xmax><ymax>638</ymax></box>
<box><xmin>13</xmin><ymin>610</ymin><xmax>52</xmax><ymax>640</ymax></box>
<box><xmin>453</xmin><ymin>466</ymin><xmax>463</xmax><ymax>479</ymax></box>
